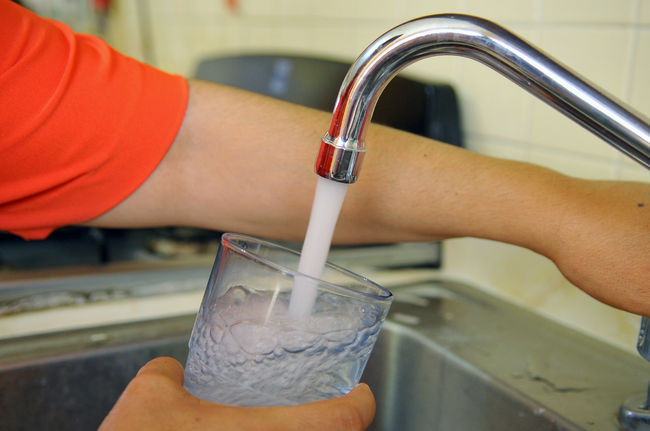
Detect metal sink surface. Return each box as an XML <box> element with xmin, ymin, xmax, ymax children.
<box><xmin>1</xmin><ymin>272</ymin><xmax>648</xmax><ymax>431</ymax></box>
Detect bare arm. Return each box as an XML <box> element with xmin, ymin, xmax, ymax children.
<box><xmin>87</xmin><ymin>79</ymin><xmax>650</xmax><ymax>316</ymax></box>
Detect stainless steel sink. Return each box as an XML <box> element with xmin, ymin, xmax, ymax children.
<box><xmin>1</xmin><ymin>272</ymin><xmax>648</xmax><ymax>430</ymax></box>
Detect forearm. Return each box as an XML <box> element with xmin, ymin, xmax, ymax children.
<box><xmin>338</xmin><ymin>125</ymin><xmax>569</xmax><ymax>254</ymax></box>
<box><xmin>87</xmin><ymin>79</ymin><xmax>649</xmax><ymax>315</ymax></box>
<box><xmin>87</xmin><ymin>79</ymin><xmax>564</xmax><ymax>248</ymax></box>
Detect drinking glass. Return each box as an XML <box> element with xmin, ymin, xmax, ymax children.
<box><xmin>184</xmin><ymin>233</ymin><xmax>393</xmax><ymax>406</ymax></box>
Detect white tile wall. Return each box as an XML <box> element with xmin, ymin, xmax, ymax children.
<box><xmin>104</xmin><ymin>1</ymin><xmax>144</xmax><ymax>60</ymax></box>
<box><xmin>541</xmin><ymin>0</ymin><xmax>638</xmax><ymax>24</ymax></box>
<box><xmin>464</xmin><ymin>134</ymin><xmax>528</xmax><ymax>161</ymax></box>
<box><xmin>529</xmin><ymin>144</ymin><xmax>620</xmax><ymax>179</ymax></box>
<box><xmin>397</xmin><ymin>1</ymin><xmax>464</xmax><ymax>22</ymax></box>
<box><xmin>107</xmin><ymin>0</ymin><xmax>649</xmax><ymax>352</ymax></box>
<box><xmin>642</xmin><ymin>0</ymin><xmax>650</xmax><ymax>24</ymax></box>
<box><xmin>460</xmin><ymin>54</ymin><xmax>534</xmax><ymax>143</ymax></box>
<box><xmin>443</xmin><ymin>238</ymin><xmax>643</xmax><ymax>353</ymax></box>
<box><xmin>462</xmin><ymin>0</ymin><xmax>538</xmax><ymax>23</ymax></box>
<box><xmin>620</xmin><ymin>155</ymin><xmax>650</xmax><ymax>181</ymax></box>
<box><xmin>630</xmin><ymin>30</ymin><xmax>650</xmax><ymax>115</ymax></box>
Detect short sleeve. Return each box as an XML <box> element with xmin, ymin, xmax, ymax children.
<box><xmin>0</xmin><ymin>1</ymin><xmax>189</xmax><ymax>239</ymax></box>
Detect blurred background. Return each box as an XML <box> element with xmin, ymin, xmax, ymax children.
<box><xmin>10</xmin><ymin>0</ymin><xmax>650</xmax><ymax>352</ymax></box>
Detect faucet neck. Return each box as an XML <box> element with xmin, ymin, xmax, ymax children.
<box><xmin>316</xmin><ymin>14</ymin><xmax>650</xmax><ymax>183</ymax></box>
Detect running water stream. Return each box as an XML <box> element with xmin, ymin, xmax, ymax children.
<box><xmin>288</xmin><ymin>177</ymin><xmax>349</xmax><ymax>319</ymax></box>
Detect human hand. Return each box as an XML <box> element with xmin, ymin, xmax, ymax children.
<box><xmin>98</xmin><ymin>357</ymin><xmax>376</xmax><ymax>431</ymax></box>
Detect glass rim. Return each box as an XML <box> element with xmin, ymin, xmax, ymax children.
<box><xmin>221</xmin><ymin>233</ymin><xmax>393</xmax><ymax>302</ymax></box>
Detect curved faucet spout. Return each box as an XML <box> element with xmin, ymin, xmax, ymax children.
<box><xmin>315</xmin><ymin>14</ymin><xmax>650</xmax><ymax>183</ymax></box>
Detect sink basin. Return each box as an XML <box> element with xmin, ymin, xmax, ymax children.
<box><xmin>1</xmin><ymin>274</ymin><xmax>648</xmax><ymax>430</ymax></box>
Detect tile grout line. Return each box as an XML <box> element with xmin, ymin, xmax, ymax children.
<box><xmin>523</xmin><ymin>0</ymin><xmax>546</xmax><ymax>163</ymax></box>
<box><xmin>615</xmin><ymin>0</ymin><xmax>642</xmax><ymax>179</ymax></box>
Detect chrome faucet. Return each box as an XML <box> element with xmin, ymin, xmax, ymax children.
<box><xmin>315</xmin><ymin>14</ymin><xmax>650</xmax><ymax>184</ymax></box>
<box><xmin>314</xmin><ymin>14</ymin><xmax>650</xmax><ymax>429</ymax></box>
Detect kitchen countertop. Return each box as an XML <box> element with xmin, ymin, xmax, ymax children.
<box><xmin>0</xmin><ymin>263</ymin><xmax>443</xmax><ymax>340</ymax></box>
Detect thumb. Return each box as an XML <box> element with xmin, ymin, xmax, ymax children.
<box><xmin>98</xmin><ymin>357</ymin><xmax>187</xmax><ymax>431</ymax></box>
<box><xmin>337</xmin><ymin>383</ymin><xmax>376</xmax><ymax>428</ymax></box>
<box><xmin>136</xmin><ymin>356</ymin><xmax>185</xmax><ymax>385</ymax></box>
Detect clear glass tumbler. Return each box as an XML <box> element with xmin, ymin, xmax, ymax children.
<box><xmin>184</xmin><ymin>233</ymin><xmax>393</xmax><ymax>406</ymax></box>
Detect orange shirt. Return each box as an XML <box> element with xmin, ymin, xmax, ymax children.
<box><xmin>0</xmin><ymin>1</ymin><xmax>189</xmax><ymax>239</ymax></box>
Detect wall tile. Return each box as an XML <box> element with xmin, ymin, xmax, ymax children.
<box><xmin>173</xmin><ymin>0</ymin><xmax>228</xmax><ymax>21</ymax></box>
<box><xmin>105</xmin><ymin>1</ymin><xmax>144</xmax><ymax>61</ymax></box>
<box><xmin>541</xmin><ymin>0</ymin><xmax>637</xmax><ymax>24</ymax></box>
<box><xmin>641</xmin><ymin>0</ymin><xmax>650</xmax><ymax>24</ymax></box>
<box><xmin>234</xmin><ymin>24</ymin><xmax>280</xmax><ymax>53</ymax></box>
<box><xmin>239</xmin><ymin>0</ymin><xmax>287</xmax><ymax>16</ymax></box>
<box><xmin>354</xmin><ymin>24</ymin><xmax>394</xmax><ymax>48</ymax></box>
<box><xmin>529</xmin><ymin>27</ymin><xmax>634</xmax><ymax>159</ymax></box>
<box><xmin>536</xmin><ymin>27</ymin><xmax>632</xmax><ymax>101</ymax></box>
<box><xmin>530</xmin><ymin>100</ymin><xmax>626</xmax><ymax>161</ymax></box>
<box><xmin>460</xmin><ymin>59</ymin><xmax>533</xmax><ymax>142</ymax></box>
<box><xmin>629</xmin><ymin>29</ymin><xmax>650</xmax><ymax>116</ymax></box>
<box><xmin>447</xmin><ymin>24</ymin><xmax>539</xmax><ymax>145</ymax></box>
<box><xmin>442</xmin><ymin>239</ymin><xmax>559</xmax><ymax>307</ymax></box>
<box><xmin>529</xmin><ymin>146</ymin><xmax>619</xmax><ymax>179</ymax></box>
<box><xmin>312</xmin><ymin>26</ymin><xmax>364</xmax><ymax>61</ymax></box>
<box><xmin>619</xmin><ymin>156</ymin><xmax>650</xmax><ymax>181</ymax></box>
<box><xmin>464</xmin><ymin>134</ymin><xmax>529</xmax><ymax>161</ymax></box>
<box><xmin>287</xmin><ymin>0</ymin><xmax>350</xmax><ymax>19</ymax></box>
<box><xmin>279</xmin><ymin>0</ymin><xmax>311</xmax><ymax>17</ymax></box>
<box><xmin>218</xmin><ymin>22</ymin><xmax>249</xmax><ymax>54</ymax></box>
<box><xmin>149</xmin><ymin>16</ymin><xmax>185</xmax><ymax>72</ymax></box>
<box><xmin>147</xmin><ymin>0</ymin><xmax>180</xmax><ymax>18</ymax></box>
<box><xmin>531</xmin><ymin>283</ymin><xmax>641</xmax><ymax>352</ymax></box>
<box><xmin>462</xmin><ymin>0</ymin><xmax>537</xmax><ymax>23</ymax></box>
<box><xmin>181</xmin><ymin>25</ymin><xmax>227</xmax><ymax>76</ymax></box>
<box><xmin>397</xmin><ymin>0</ymin><xmax>465</xmax><ymax>23</ymax></box>
<box><xmin>191</xmin><ymin>0</ymin><xmax>227</xmax><ymax>16</ymax></box>
<box><xmin>348</xmin><ymin>0</ymin><xmax>401</xmax><ymax>21</ymax></box>
<box><xmin>275</xmin><ymin>26</ymin><xmax>323</xmax><ymax>58</ymax></box>
<box><xmin>442</xmin><ymin>238</ymin><xmax>639</xmax><ymax>353</ymax></box>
